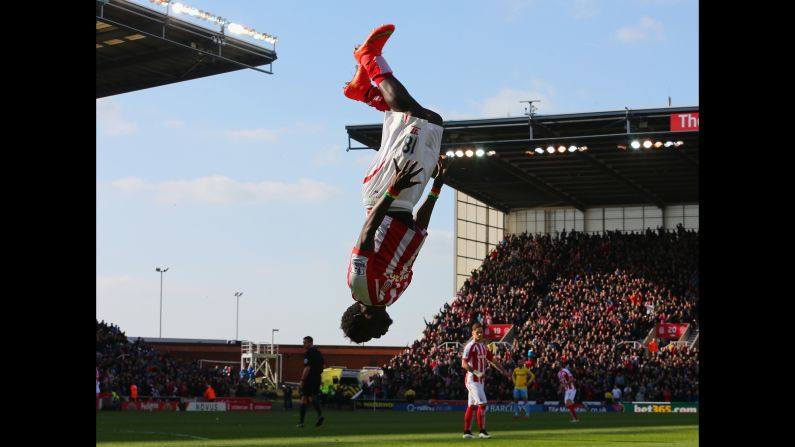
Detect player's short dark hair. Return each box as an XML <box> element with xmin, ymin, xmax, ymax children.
<box><xmin>340</xmin><ymin>303</ymin><xmax>393</xmax><ymax>344</ymax></box>
<box><xmin>303</xmin><ymin>336</ymin><xmax>313</xmax><ymax>343</ymax></box>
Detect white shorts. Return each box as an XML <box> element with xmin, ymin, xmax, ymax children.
<box><xmin>466</xmin><ymin>380</ymin><xmax>488</xmax><ymax>406</ymax></box>
<box><xmin>361</xmin><ymin>111</ymin><xmax>443</xmax><ymax>212</ymax></box>
<box><xmin>564</xmin><ymin>389</ymin><xmax>577</xmax><ymax>403</ymax></box>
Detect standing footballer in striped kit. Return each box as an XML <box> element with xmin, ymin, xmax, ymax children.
<box><xmin>461</xmin><ymin>323</ymin><xmax>510</xmax><ymax>439</ymax></box>
<box><xmin>557</xmin><ymin>356</ymin><xmax>581</xmax><ymax>422</ymax></box>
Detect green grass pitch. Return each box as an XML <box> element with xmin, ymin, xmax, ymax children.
<box><xmin>96</xmin><ymin>409</ymin><xmax>698</xmax><ymax>446</ymax></box>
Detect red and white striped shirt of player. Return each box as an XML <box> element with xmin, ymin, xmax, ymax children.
<box><xmin>462</xmin><ymin>340</ymin><xmax>493</xmax><ymax>384</ymax></box>
<box><xmin>349</xmin><ymin>215</ymin><xmax>427</xmax><ymax>306</ymax></box>
<box><xmin>558</xmin><ymin>367</ymin><xmax>576</xmax><ymax>391</ymax></box>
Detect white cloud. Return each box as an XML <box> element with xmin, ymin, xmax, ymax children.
<box><xmin>568</xmin><ymin>0</ymin><xmax>598</xmax><ymax>19</ymax></box>
<box><xmin>614</xmin><ymin>16</ymin><xmax>666</xmax><ymax>43</ymax></box>
<box><xmin>442</xmin><ymin>111</ymin><xmax>478</xmax><ymax>121</ymax></box>
<box><xmin>290</xmin><ymin>122</ymin><xmax>324</xmax><ymax>134</ymax></box>
<box><xmin>477</xmin><ymin>83</ymin><xmax>557</xmax><ymax>118</ymax></box>
<box><xmin>111</xmin><ymin>175</ymin><xmax>339</xmax><ymax>205</ymax></box>
<box><xmin>506</xmin><ymin>0</ymin><xmax>537</xmax><ymax>21</ymax></box>
<box><xmin>223</xmin><ymin>129</ymin><xmax>279</xmax><ymax>142</ymax></box>
<box><xmin>96</xmin><ymin>99</ymin><xmax>137</xmax><ymax>136</ymax></box>
<box><xmin>162</xmin><ymin>120</ymin><xmax>185</xmax><ymax>129</ymax></box>
<box><xmin>312</xmin><ymin>145</ymin><xmax>342</xmax><ymax>167</ymax></box>
<box><xmin>220</xmin><ymin>122</ymin><xmax>323</xmax><ymax>143</ymax></box>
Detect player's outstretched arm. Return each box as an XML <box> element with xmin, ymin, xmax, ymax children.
<box><xmin>355</xmin><ymin>159</ymin><xmax>422</xmax><ymax>252</ymax></box>
<box><xmin>414</xmin><ymin>158</ymin><xmax>447</xmax><ymax>230</ymax></box>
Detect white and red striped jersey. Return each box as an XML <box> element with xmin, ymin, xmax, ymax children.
<box><xmin>462</xmin><ymin>340</ymin><xmax>493</xmax><ymax>384</ymax></box>
<box><xmin>361</xmin><ymin>111</ymin><xmax>443</xmax><ymax>213</ymax></box>
<box><xmin>349</xmin><ymin>215</ymin><xmax>427</xmax><ymax>306</ymax></box>
<box><xmin>558</xmin><ymin>367</ymin><xmax>576</xmax><ymax>390</ymax></box>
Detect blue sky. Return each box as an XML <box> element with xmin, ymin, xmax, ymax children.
<box><xmin>96</xmin><ymin>0</ymin><xmax>699</xmax><ymax>347</ymax></box>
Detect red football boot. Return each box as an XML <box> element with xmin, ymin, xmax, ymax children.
<box><xmin>343</xmin><ymin>64</ymin><xmax>372</xmax><ymax>102</ymax></box>
<box><xmin>353</xmin><ymin>24</ymin><xmax>395</xmax><ymax>64</ymax></box>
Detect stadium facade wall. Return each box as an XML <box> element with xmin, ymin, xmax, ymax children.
<box><xmin>505</xmin><ymin>203</ymin><xmax>699</xmax><ymax>235</ymax></box>
<box><xmin>453</xmin><ymin>190</ymin><xmax>698</xmax><ymax>291</ymax></box>
<box><xmin>454</xmin><ymin>191</ymin><xmax>505</xmax><ymax>292</ymax></box>
<box><xmin>144</xmin><ymin>340</ymin><xmax>403</xmax><ymax>382</ymax></box>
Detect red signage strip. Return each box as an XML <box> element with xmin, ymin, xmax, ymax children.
<box><xmin>655</xmin><ymin>323</ymin><xmax>689</xmax><ymax>339</ymax></box>
<box><xmin>670</xmin><ymin>113</ymin><xmax>699</xmax><ymax>131</ymax></box>
<box><xmin>252</xmin><ymin>402</ymin><xmax>273</xmax><ymax>411</ymax></box>
<box><xmin>483</xmin><ymin>324</ymin><xmax>512</xmax><ymax>340</ymax></box>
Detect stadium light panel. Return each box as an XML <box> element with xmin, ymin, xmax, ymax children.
<box><xmin>546</xmin><ymin>146</ymin><xmax>555</xmax><ymax>154</ymax></box>
<box><xmin>568</xmin><ymin>145</ymin><xmax>578</xmax><ymax>152</ymax></box>
<box><xmin>630</xmin><ymin>140</ymin><xmax>641</xmax><ymax>149</ymax></box>
<box><xmin>675</xmin><ymin>141</ymin><xmax>684</xmax><ymax>147</ymax></box>
<box><xmin>534</xmin><ymin>147</ymin><xmax>544</xmax><ymax>154</ymax></box>
<box><xmin>464</xmin><ymin>149</ymin><xmax>474</xmax><ymax>157</ymax></box>
<box><xmin>445</xmin><ymin>150</ymin><xmax>455</xmax><ymax>157</ymax></box>
<box><xmin>487</xmin><ymin>150</ymin><xmax>496</xmax><ymax>156</ymax></box>
<box><xmin>664</xmin><ymin>141</ymin><xmax>674</xmax><ymax>147</ymax></box>
<box><xmin>475</xmin><ymin>148</ymin><xmax>485</xmax><ymax>157</ymax></box>
<box><xmin>654</xmin><ymin>141</ymin><xmax>663</xmax><ymax>148</ymax></box>
<box><xmin>158</xmin><ymin>1</ymin><xmax>278</xmax><ymax>44</ymax></box>
<box><xmin>557</xmin><ymin>145</ymin><xmax>566</xmax><ymax>153</ymax></box>
<box><xmin>642</xmin><ymin>140</ymin><xmax>653</xmax><ymax>149</ymax></box>
<box><xmin>578</xmin><ymin>146</ymin><xmax>588</xmax><ymax>151</ymax></box>
<box><xmin>455</xmin><ymin>150</ymin><xmax>464</xmax><ymax>157</ymax></box>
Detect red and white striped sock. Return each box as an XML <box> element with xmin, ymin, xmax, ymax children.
<box><xmin>360</xmin><ymin>54</ymin><xmax>393</xmax><ymax>85</ymax></box>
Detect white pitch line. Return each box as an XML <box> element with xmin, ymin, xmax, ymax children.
<box><xmin>99</xmin><ymin>429</ymin><xmax>210</xmax><ymax>440</ymax></box>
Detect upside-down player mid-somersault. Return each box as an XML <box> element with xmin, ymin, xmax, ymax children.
<box><xmin>340</xmin><ymin>24</ymin><xmax>447</xmax><ymax>344</ymax></box>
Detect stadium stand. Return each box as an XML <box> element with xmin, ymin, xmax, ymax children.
<box><xmin>96</xmin><ymin>320</ymin><xmax>257</xmax><ymax>399</ymax></box>
<box><xmin>380</xmin><ymin>227</ymin><xmax>698</xmax><ymax>403</ymax></box>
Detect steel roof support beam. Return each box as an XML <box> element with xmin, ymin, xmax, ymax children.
<box><xmin>575</xmin><ymin>152</ymin><xmax>666</xmax><ymax>209</ymax></box>
<box><xmin>445</xmin><ymin>178</ymin><xmax>511</xmax><ymax>213</ymax></box>
<box><xmin>667</xmin><ymin>148</ymin><xmax>699</xmax><ymax>170</ymax></box>
<box><xmin>491</xmin><ymin>159</ymin><xmax>587</xmax><ymax>212</ymax></box>
<box><xmin>96</xmin><ymin>47</ymin><xmax>186</xmax><ymax>75</ymax></box>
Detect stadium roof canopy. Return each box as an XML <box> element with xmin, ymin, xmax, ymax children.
<box><xmin>346</xmin><ymin>106</ymin><xmax>699</xmax><ymax>213</ymax></box>
<box><xmin>97</xmin><ymin>0</ymin><xmax>277</xmax><ymax>98</ymax></box>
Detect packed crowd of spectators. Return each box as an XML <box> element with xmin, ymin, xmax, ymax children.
<box><xmin>380</xmin><ymin>227</ymin><xmax>699</xmax><ymax>403</ymax></box>
<box><xmin>96</xmin><ymin>320</ymin><xmax>256</xmax><ymax>399</ymax></box>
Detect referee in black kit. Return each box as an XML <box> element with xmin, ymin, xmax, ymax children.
<box><xmin>297</xmin><ymin>335</ymin><xmax>325</xmax><ymax>428</ymax></box>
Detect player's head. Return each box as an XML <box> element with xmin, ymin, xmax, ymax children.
<box><xmin>471</xmin><ymin>323</ymin><xmax>483</xmax><ymax>341</ymax></box>
<box><xmin>340</xmin><ymin>302</ymin><xmax>393</xmax><ymax>343</ymax></box>
<box><xmin>302</xmin><ymin>336</ymin><xmax>313</xmax><ymax>347</ymax></box>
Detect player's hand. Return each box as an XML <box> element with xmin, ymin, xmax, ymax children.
<box><xmin>431</xmin><ymin>157</ymin><xmax>448</xmax><ymax>183</ymax></box>
<box><xmin>474</xmin><ymin>370</ymin><xmax>484</xmax><ymax>379</ymax></box>
<box><xmin>390</xmin><ymin>158</ymin><xmax>422</xmax><ymax>192</ymax></box>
